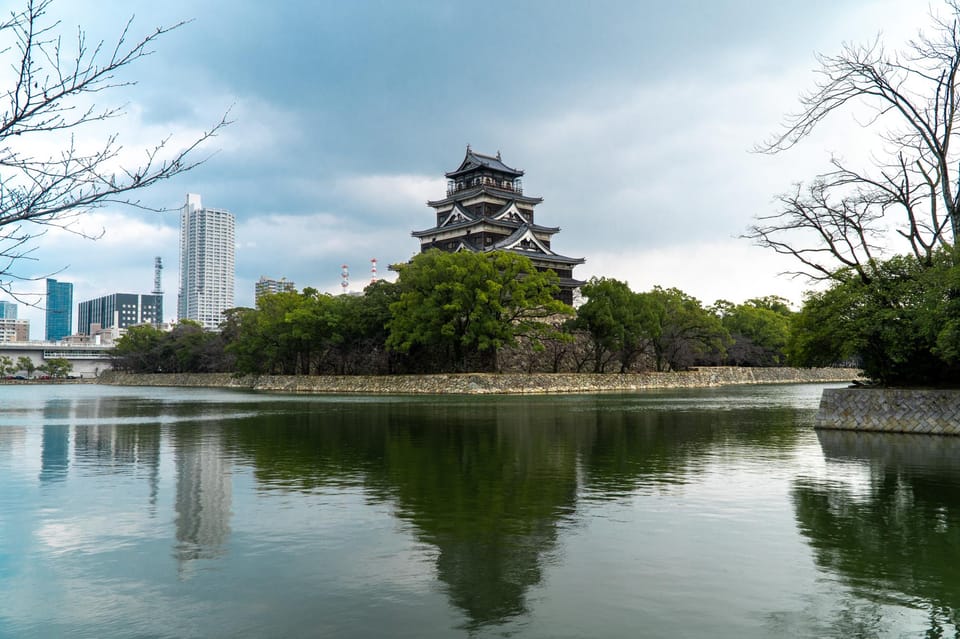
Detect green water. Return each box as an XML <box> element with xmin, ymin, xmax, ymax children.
<box><xmin>0</xmin><ymin>383</ymin><xmax>957</xmax><ymax>638</ymax></box>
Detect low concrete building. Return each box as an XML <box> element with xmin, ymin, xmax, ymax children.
<box><xmin>0</xmin><ymin>341</ymin><xmax>112</xmax><ymax>378</ymax></box>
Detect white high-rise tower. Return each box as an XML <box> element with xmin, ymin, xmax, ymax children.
<box><xmin>178</xmin><ymin>193</ymin><xmax>235</xmax><ymax>330</ymax></box>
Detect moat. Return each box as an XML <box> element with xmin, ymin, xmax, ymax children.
<box><xmin>1</xmin><ymin>383</ymin><xmax>956</xmax><ymax>638</ymax></box>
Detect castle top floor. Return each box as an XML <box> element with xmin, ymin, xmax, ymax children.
<box><xmin>443</xmin><ymin>146</ymin><xmax>525</xmax><ymax>198</ymax></box>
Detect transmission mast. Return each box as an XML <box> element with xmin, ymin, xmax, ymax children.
<box><xmin>341</xmin><ymin>264</ymin><xmax>349</xmax><ymax>294</ymax></box>
<box><xmin>370</xmin><ymin>258</ymin><xmax>378</xmax><ymax>284</ymax></box>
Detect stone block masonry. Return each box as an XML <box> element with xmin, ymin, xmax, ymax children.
<box><xmin>816</xmin><ymin>388</ymin><xmax>960</xmax><ymax>435</ymax></box>
<box><xmin>99</xmin><ymin>366</ymin><xmax>856</xmax><ymax>395</ymax></box>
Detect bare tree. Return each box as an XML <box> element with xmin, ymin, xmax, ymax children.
<box><xmin>747</xmin><ymin>1</ymin><xmax>960</xmax><ymax>283</ymax></box>
<box><xmin>0</xmin><ymin>0</ymin><xmax>228</xmax><ymax>296</ymax></box>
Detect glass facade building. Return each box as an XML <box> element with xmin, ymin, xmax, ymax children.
<box><xmin>77</xmin><ymin>293</ymin><xmax>163</xmax><ymax>335</ymax></box>
<box><xmin>45</xmin><ymin>278</ymin><xmax>73</xmax><ymax>341</ymax></box>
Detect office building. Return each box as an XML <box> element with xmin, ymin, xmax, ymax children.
<box><xmin>178</xmin><ymin>193</ymin><xmax>235</xmax><ymax>331</ymax></box>
<box><xmin>77</xmin><ymin>293</ymin><xmax>163</xmax><ymax>336</ymax></box>
<box><xmin>0</xmin><ymin>301</ymin><xmax>17</xmax><ymax>319</ymax></box>
<box><xmin>255</xmin><ymin>276</ymin><xmax>296</xmax><ymax>303</ymax></box>
<box><xmin>45</xmin><ymin>278</ymin><xmax>73</xmax><ymax>341</ymax></box>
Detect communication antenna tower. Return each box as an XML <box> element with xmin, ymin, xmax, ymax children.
<box><xmin>370</xmin><ymin>258</ymin><xmax>378</xmax><ymax>284</ymax></box>
<box><xmin>341</xmin><ymin>264</ymin><xmax>349</xmax><ymax>294</ymax></box>
<box><xmin>152</xmin><ymin>257</ymin><xmax>163</xmax><ymax>294</ymax></box>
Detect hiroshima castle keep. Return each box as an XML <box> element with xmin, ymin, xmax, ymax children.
<box><xmin>413</xmin><ymin>147</ymin><xmax>584</xmax><ymax>304</ymax></box>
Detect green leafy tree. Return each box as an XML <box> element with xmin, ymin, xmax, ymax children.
<box><xmin>39</xmin><ymin>357</ymin><xmax>72</xmax><ymax>378</ymax></box>
<box><xmin>0</xmin><ymin>355</ymin><xmax>15</xmax><ymax>376</ymax></box>
<box><xmin>226</xmin><ymin>289</ymin><xmax>345</xmax><ymax>375</ymax></box>
<box><xmin>16</xmin><ymin>356</ymin><xmax>35</xmax><ymax>377</ymax></box>
<box><xmin>166</xmin><ymin>321</ymin><xmax>231</xmax><ymax>373</ymax></box>
<box><xmin>333</xmin><ymin>280</ymin><xmax>400</xmax><ymax>374</ymax></box>
<box><xmin>789</xmin><ymin>251</ymin><xmax>960</xmax><ymax>385</ymax></box>
<box><xmin>387</xmin><ymin>250</ymin><xmax>572</xmax><ymax>372</ymax></box>
<box><xmin>111</xmin><ymin>324</ymin><xmax>167</xmax><ymax>372</ymax></box>
<box><xmin>227</xmin><ymin>291</ymin><xmax>304</xmax><ymax>375</ymax></box>
<box><xmin>112</xmin><ymin>321</ymin><xmax>231</xmax><ymax>373</ymax></box>
<box><xmin>715</xmin><ymin>297</ymin><xmax>792</xmax><ymax>366</ymax></box>
<box><xmin>644</xmin><ymin>287</ymin><xmax>730</xmax><ymax>372</ymax></box>
<box><xmin>575</xmin><ymin>278</ymin><xmax>652</xmax><ymax>373</ymax></box>
<box><xmin>286</xmin><ymin>288</ymin><xmax>344</xmax><ymax>374</ymax></box>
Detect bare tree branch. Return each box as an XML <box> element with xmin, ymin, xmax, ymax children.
<box><xmin>751</xmin><ymin>1</ymin><xmax>960</xmax><ymax>275</ymax></box>
<box><xmin>0</xmin><ymin>0</ymin><xmax>230</xmax><ymax>297</ymax></box>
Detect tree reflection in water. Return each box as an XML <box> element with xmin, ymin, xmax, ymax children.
<box><xmin>792</xmin><ymin>430</ymin><xmax>960</xmax><ymax>635</ymax></box>
<box><xmin>225</xmin><ymin>395</ymin><xmax>807</xmax><ymax>631</ymax></box>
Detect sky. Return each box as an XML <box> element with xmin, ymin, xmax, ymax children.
<box><xmin>0</xmin><ymin>0</ymin><xmax>929</xmax><ymax>338</ymax></box>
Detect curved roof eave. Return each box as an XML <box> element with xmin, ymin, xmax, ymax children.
<box><xmin>412</xmin><ymin>219</ymin><xmax>560</xmax><ymax>237</ymax></box>
<box><xmin>427</xmin><ymin>186</ymin><xmax>543</xmax><ymax>208</ymax></box>
<box><xmin>445</xmin><ymin>149</ymin><xmax>524</xmax><ymax>178</ymax></box>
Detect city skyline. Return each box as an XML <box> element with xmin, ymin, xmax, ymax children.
<box><xmin>0</xmin><ymin>0</ymin><xmax>927</xmax><ymax>339</ymax></box>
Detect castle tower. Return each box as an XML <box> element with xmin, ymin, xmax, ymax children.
<box><xmin>412</xmin><ymin>147</ymin><xmax>584</xmax><ymax>304</ymax></box>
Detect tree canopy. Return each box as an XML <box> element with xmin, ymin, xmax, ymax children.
<box><xmin>112</xmin><ymin>254</ymin><xmax>802</xmax><ymax>376</ymax></box>
<box><xmin>789</xmin><ymin>250</ymin><xmax>960</xmax><ymax>385</ymax></box>
<box><xmin>575</xmin><ymin>278</ymin><xmax>733</xmax><ymax>372</ymax></box>
<box><xmin>387</xmin><ymin>250</ymin><xmax>571</xmax><ymax>372</ymax></box>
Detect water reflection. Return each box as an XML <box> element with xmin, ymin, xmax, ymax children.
<box><xmin>7</xmin><ymin>384</ymin><xmax>883</xmax><ymax>638</ymax></box>
<box><xmin>32</xmin><ymin>394</ymin><xmax>234</xmax><ymax>577</ymax></box>
<box><xmin>793</xmin><ymin>430</ymin><xmax>960</xmax><ymax>634</ymax></box>
<box><xmin>173</xmin><ymin>427</ymin><xmax>232</xmax><ymax>577</ymax></box>
<box><xmin>74</xmin><ymin>423</ymin><xmax>161</xmax><ymax>511</ymax></box>
<box><xmin>227</xmin><ymin>402</ymin><xmax>578</xmax><ymax>629</ymax></box>
<box><xmin>0</xmin><ymin>425</ymin><xmax>25</xmax><ymax>455</ymax></box>
<box><xmin>224</xmin><ymin>396</ymin><xmax>809</xmax><ymax>630</ymax></box>
<box><xmin>40</xmin><ymin>424</ymin><xmax>70</xmax><ymax>483</ymax></box>
<box><xmin>577</xmin><ymin>404</ymin><xmax>804</xmax><ymax>497</ymax></box>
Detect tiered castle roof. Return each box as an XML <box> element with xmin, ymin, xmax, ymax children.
<box><xmin>413</xmin><ymin>147</ymin><xmax>584</xmax><ymax>302</ymax></box>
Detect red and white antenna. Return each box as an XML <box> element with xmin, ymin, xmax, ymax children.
<box><xmin>340</xmin><ymin>264</ymin><xmax>349</xmax><ymax>293</ymax></box>
<box><xmin>370</xmin><ymin>258</ymin><xmax>378</xmax><ymax>284</ymax></box>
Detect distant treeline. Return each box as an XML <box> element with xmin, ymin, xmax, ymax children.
<box><xmin>111</xmin><ymin>249</ymin><xmax>815</xmax><ymax>376</ymax></box>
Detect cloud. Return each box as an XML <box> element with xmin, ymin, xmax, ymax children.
<box><xmin>582</xmin><ymin>240</ymin><xmax>821</xmax><ymax>308</ymax></box>
<box><xmin>234</xmin><ymin>212</ymin><xmax>408</xmax><ymax>303</ymax></box>
<box><xmin>334</xmin><ymin>174</ymin><xmax>445</xmax><ymax>217</ymax></box>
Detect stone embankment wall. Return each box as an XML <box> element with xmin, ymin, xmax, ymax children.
<box><xmin>816</xmin><ymin>388</ymin><xmax>960</xmax><ymax>435</ymax></box>
<box><xmin>99</xmin><ymin>366</ymin><xmax>856</xmax><ymax>395</ymax></box>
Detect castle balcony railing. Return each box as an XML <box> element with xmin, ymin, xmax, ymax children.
<box><xmin>447</xmin><ymin>177</ymin><xmax>523</xmax><ymax>196</ymax></box>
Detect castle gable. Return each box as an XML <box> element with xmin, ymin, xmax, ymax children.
<box><xmin>491</xmin><ymin>202</ymin><xmax>530</xmax><ymax>225</ymax></box>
